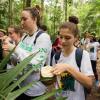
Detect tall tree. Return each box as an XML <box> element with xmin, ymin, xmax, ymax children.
<box><xmin>0</xmin><ymin>0</ymin><xmax>8</xmax><ymax>28</ymax></box>
<box><xmin>64</xmin><ymin>0</ymin><xmax>68</xmax><ymax>21</ymax></box>
<box><xmin>8</xmin><ymin>0</ymin><xmax>13</xmax><ymax>26</ymax></box>
<box><xmin>53</xmin><ymin>0</ymin><xmax>58</xmax><ymax>34</ymax></box>
<box><xmin>40</xmin><ymin>0</ymin><xmax>44</xmax><ymax>24</ymax></box>
<box><xmin>26</xmin><ymin>0</ymin><xmax>31</xmax><ymax>7</ymax></box>
<box><xmin>81</xmin><ymin>0</ymin><xmax>100</xmax><ymax>35</ymax></box>
<box><xmin>22</xmin><ymin>0</ymin><xmax>26</xmax><ymax>9</ymax></box>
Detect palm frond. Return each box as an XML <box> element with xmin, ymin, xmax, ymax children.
<box><xmin>0</xmin><ymin>51</ymin><xmax>39</xmax><ymax>99</ymax></box>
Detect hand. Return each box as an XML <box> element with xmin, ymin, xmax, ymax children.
<box><xmin>2</xmin><ymin>42</ymin><xmax>9</xmax><ymax>51</ymax></box>
<box><xmin>2</xmin><ymin>37</ymin><xmax>14</xmax><ymax>51</ymax></box>
<box><xmin>52</xmin><ymin>63</ymin><xmax>69</xmax><ymax>75</ymax></box>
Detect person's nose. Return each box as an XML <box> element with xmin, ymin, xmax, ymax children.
<box><xmin>61</xmin><ymin>38</ymin><xmax>66</xmax><ymax>43</ymax></box>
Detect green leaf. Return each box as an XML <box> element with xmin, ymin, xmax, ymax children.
<box><xmin>32</xmin><ymin>89</ymin><xmax>62</xmax><ymax>100</ymax></box>
<box><xmin>0</xmin><ymin>47</ymin><xmax>15</xmax><ymax>70</ymax></box>
<box><xmin>56</xmin><ymin>96</ymin><xmax>67</xmax><ymax>100</ymax></box>
<box><xmin>0</xmin><ymin>93</ymin><xmax>6</xmax><ymax>100</ymax></box>
<box><xmin>3</xmin><ymin>67</ymin><xmax>34</xmax><ymax>96</ymax></box>
<box><xmin>0</xmin><ymin>51</ymin><xmax>38</xmax><ymax>93</ymax></box>
<box><xmin>6</xmin><ymin>81</ymin><xmax>38</xmax><ymax>100</ymax></box>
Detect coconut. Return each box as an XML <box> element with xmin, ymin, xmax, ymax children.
<box><xmin>41</xmin><ymin>66</ymin><xmax>54</xmax><ymax>78</ymax></box>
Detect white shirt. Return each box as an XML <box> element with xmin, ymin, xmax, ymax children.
<box><xmin>89</xmin><ymin>42</ymin><xmax>100</xmax><ymax>61</ymax></box>
<box><xmin>14</xmin><ymin>30</ymin><xmax>52</xmax><ymax>96</ymax></box>
<box><xmin>52</xmin><ymin>48</ymin><xmax>93</xmax><ymax>100</ymax></box>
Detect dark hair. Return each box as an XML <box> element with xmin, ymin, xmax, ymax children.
<box><xmin>57</xmin><ymin>31</ymin><xmax>59</xmax><ymax>35</ymax></box>
<box><xmin>40</xmin><ymin>24</ymin><xmax>47</xmax><ymax>31</ymax></box>
<box><xmin>23</xmin><ymin>7</ymin><xmax>41</xmax><ymax>27</ymax></box>
<box><xmin>35</xmin><ymin>5</ymin><xmax>41</xmax><ymax>12</ymax></box>
<box><xmin>59</xmin><ymin>22</ymin><xmax>79</xmax><ymax>37</ymax></box>
<box><xmin>69</xmin><ymin>16</ymin><xmax>79</xmax><ymax>24</ymax></box>
<box><xmin>0</xmin><ymin>29</ymin><xmax>6</xmax><ymax>35</ymax></box>
<box><xmin>8</xmin><ymin>26</ymin><xmax>24</xmax><ymax>37</ymax></box>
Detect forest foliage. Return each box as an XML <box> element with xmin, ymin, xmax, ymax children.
<box><xmin>0</xmin><ymin>0</ymin><xmax>100</xmax><ymax>39</ymax></box>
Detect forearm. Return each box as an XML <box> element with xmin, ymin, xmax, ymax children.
<box><xmin>30</xmin><ymin>48</ymin><xmax>48</xmax><ymax>70</ymax></box>
<box><xmin>67</xmin><ymin>66</ymin><xmax>93</xmax><ymax>89</ymax></box>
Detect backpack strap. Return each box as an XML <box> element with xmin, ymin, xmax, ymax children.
<box><xmin>22</xmin><ymin>34</ymin><xmax>28</xmax><ymax>42</ymax></box>
<box><xmin>50</xmin><ymin>48</ymin><xmax>56</xmax><ymax>66</ymax></box>
<box><xmin>22</xmin><ymin>30</ymin><xmax>43</xmax><ymax>45</ymax></box>
<box><xmin>33</xmin><ymin>30</ymin><xmax>43</xmax><ymax>45</ymax></box>
<box><xmin>54</xmin><ymin>48</ymin><xmax>83</xmax><ymax>66</ymax></box>
<box><xmin>54</xmin><ymin>51</ymin><xmax>61</xmax><ymax>64</ymax></box>
<box><xmin>75</xmin><ymin>48</ymin><xmax>88</xmax><ymax>99</ymax></box>
<box><xmin>75</xmin><ymin>48</ymin><xmax>83</xmax><ymax>70</ymax></box>
<box><xmin>52</xmin><ymin>48</ymin><xmax>83</xmax><ymax>68</ymax></box>
<box><xmin>54</xmin><ymin>48</ymin><xmax>88</xmax><ymax>99</ymax></box>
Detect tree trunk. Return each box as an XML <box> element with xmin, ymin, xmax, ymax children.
<box><xmin>8</xmin><ymin>0</ymin><xmax>13</xmax><ymax>26</ymax></box>
<box><xmin>53</xmin><ymin>0</ymin><xmax>58</xmax><ymax>34</ymax></box>
<box><xmin>22</xmin><ymin>0</ymin><xmax>26</xmax><ymax>9</ymax></box>
<box><xmin>64</xmin><ymin>0</ymin><xmax>67</xmax><ymax>21</ymax></box>
<box><xmin>26</xmin><ymin>0</ymin><xmax>31</xmax><ymax>7</ymax></box>
<box><xmin>41</xmin><ymin>0</ymin><xmax>44</xmax><ymax>24</ymax></box>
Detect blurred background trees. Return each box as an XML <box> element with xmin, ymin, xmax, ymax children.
<box><xmin>0</xmin><ymin>0</ymin><xmax>100</xmax><ymax>40</ymax></box>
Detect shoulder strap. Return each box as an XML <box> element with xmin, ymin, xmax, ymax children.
<box><xmin>53</xmin><ymin>48</ymin><xmax>83</xmax><ymax>69</ymax></box>
<box><xmin>50</xmin><ymin>50</ymin><xmax>61</xmax><ymax>66</ymax></box>
<box><xmin>76</xmin><ymin>48</ymin><xmax>89</xmax><ymax>99</ymax></box>
<box><xmin>54</xmin><ymin>48</ymin><xmax>83</xmax><ymax>68</ymax></box>
<box><xmin>22</xmin><ymin>34</ymin><xmax>28</xmax><ymax>42</ymax></box>
<box><xmin>33</xmin><ymin>30</ymin><xmax>43</xmax><ymax>45</ymax></box>
<box><xmin>54</xmin><ymin>51</ymin><xmax>61</xmax><ymax>64</ymax></box>
<box><xmin>75</xmin><ymin>48</ymin><xmax>83</xmax><ymax>70</ymax></box>
<box><xmin>22</xmin><ymin>30</ymin><xmax>43</xmax><ymax>45</ymax></box>
<box><xmin>75</xmin><ymin>48</ymin><xmax>90</xmax><ymax>99</ymax></box>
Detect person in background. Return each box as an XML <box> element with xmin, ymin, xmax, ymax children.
<box><xmin>51</xmin><ymin>22</ymin><xmax>94</xmax><ymax>100</ymax></box>
<box><xmin>87</xmin><ymin>33</ymin><xmax>100</xmax><ymax>86</ymax></box>
<box><xmin>2</xmin><ymin>26</ymin><xmax>24</xmax><ymax>68</ymax></box>
<box><xmin>0</xmin><ymin>29</ymin><xmax>6</xmax><ymax>62</ymax></box>
<box><xmin>8</xmin><ymin>26</ymin><xmax>24</xmax><ymax>45</ymax></box>
<box><xmin>2</xmin><ymin>26</ymin><xmax>24</xmax><ymax>57</ymax></box>
<box><xmin>52</xmin><ymin>31</ymin><xmax>62</xmax><ymax>53</ymax></box>
<box><xmin>3</xmin><ymin>6</ymin><xmax>52</xmax><ymax>100</ymax></box>
<box><xmin>0</xmin><ymin>29</ymin><xmax>6</xmax><ymax>38</ymax></box>
<box><xmin>50</xmin><ymin>31</ymin><xmax>62</xmax><ymax>66</ymax></box>
<box><xmin>81</xmin><ymin>32</ymin><xmax>91</xmax><ymax>50</ymax></box>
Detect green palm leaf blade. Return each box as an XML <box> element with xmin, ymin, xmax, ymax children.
<box><xmin>6</xmin><ymin>81</ymin><xmax>37</xmax><ymax>100</ymax></box>
<box><xmin>0</xmin><ymin>93</ymin><xmax>6</xmax><ymax>100</ymax></box>
<box><xmin>0</xmin><ymin>51</ymin><xmax>38</xmax><ymax>91</ymax></box>
<box><xmin>3</xmin><ymin>67</ymin><xmax>34</xmax><ymax>96</ymax></box>
<box><xmin>56</xmin><ymin>96</ymin><xmax>67</xmax><ymax>100</ymax></box>
<box><xmin>32</xmin><ymin>89</ymin><xmax>62</xmax><ymax>100</ymax></box>
<box><xmin>0</xmin><ymin>47</ymin><xmax>15</xmax><ymax>70</ymax></box>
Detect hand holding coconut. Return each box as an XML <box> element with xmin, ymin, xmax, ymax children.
<box><xmin>51</xmin><ymin>63</ymin><xmax>70</xmax><ymax>75</ymax></box>
<box><xmin>41</xmin><ymin>66</ymin><xmax>55</xmax><ymax>85</ymax></box>
<box><xmin>41</xmin><ymin>64</ymin><xmax>69</xmax><ymax>78</ymax></box>
<box><xmin>41</xmin><ymin>66</ymin><xmax>54</xmax><ymax>78</ymax></box>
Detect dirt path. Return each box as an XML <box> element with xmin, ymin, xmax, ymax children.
<box><xmin>87</xmin><ymin>86</ymin><xmax>100</xmax><ymax>100</ymax></box>
<box><xmin>87</xmin><ymin>50</ymin><xmax>100</xmax><ymax>100</ymax></box>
